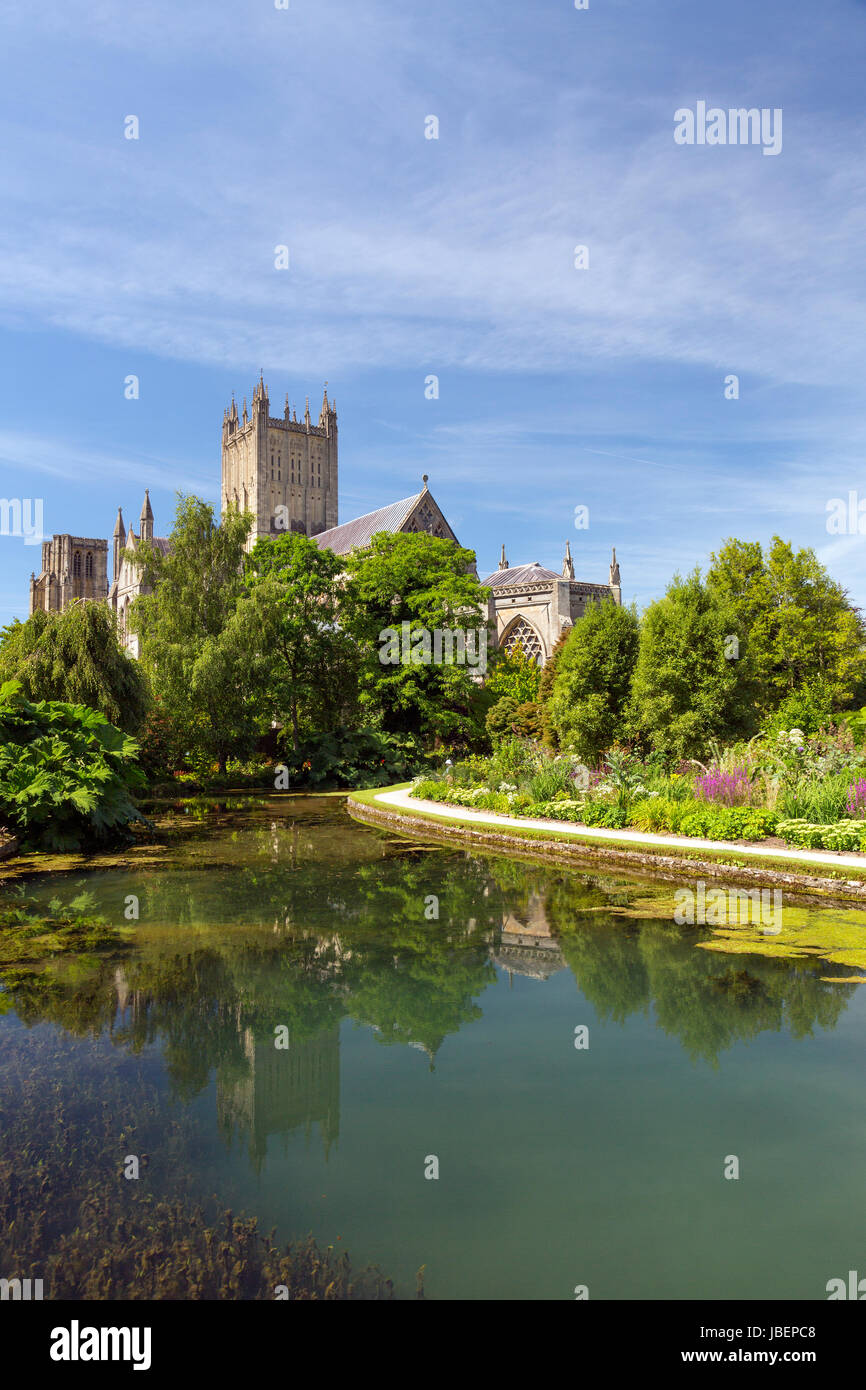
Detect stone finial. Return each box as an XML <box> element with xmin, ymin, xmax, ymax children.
<box><xmin>422</xmin><ymin>474</ymin><xmax>429</xmax><ymax>490</ymax></box>
<box><xmin>610</xmin><ymin>546</ymin><xmax>621</xmax><ymax>587</ymax></box>
<box><xmin>498</xmin><ymin>543</ymin><xmax>509</xmax><ymax>570</ymax></box>
<box><xmin>562</xmin><ymin>539</ymin><xmax>575</xmax><ymax>580</ymax></box>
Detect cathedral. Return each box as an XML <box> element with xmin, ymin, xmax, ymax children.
<box><xmin>28</xmin><ymin>378</ymin><xmax>622</xmax><ymax>666</ymax></box>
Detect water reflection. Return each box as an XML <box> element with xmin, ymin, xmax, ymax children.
<box><xmin>1</xmin><ymin>797</ymin><xmax>859</xmax><ymax>1169</ymax></box>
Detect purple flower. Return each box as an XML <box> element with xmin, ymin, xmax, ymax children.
<box><xmin>846</xmin><ymin>779</ymin><xmax>866</xmax><ymax>818</ymax></box>
<box><xmin>694</xmin><ymin>765</ymin><xmax>751</xmax><ymax>807</ymax></box>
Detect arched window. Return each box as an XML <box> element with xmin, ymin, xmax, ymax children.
<box><xmin>85</xmin><ymin>552</ymin><xmax>93</xmax><ymax>579</ymax></box>
<box><xmin>73</xmin><ymin>551</ymin><xmax>81</xmax><ymax>578</ymax></box>
<box><xmin>501</xmin><ymin>616</ymin><xmax>544</xmax><ymax>665</ymax></box>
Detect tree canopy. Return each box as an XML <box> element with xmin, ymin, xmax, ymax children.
<box><xmin>0</xmin><ymin>601</ymin><xmax>148</xmax><ymax>734</ymax></box>
<box><xmin>546</xmin><ymin>598</ymin><xmax>640</xmax><ymax>761</ymax></box>
<box><xmin>129</xmin><ymin>495</ymin><xmax>260</xmax><ymax>772</ymax></box>
<box><xmin>341</xmin><ymin>531</ymin><xmax>491</xmax><ymax>744</ymax></box>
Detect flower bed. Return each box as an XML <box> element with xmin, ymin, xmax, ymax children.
<box><xmin>409</xmin><ymin>731</ymin><xmax>866</xmax><ymax>852</ymax></box>
<box><xmin>411</xmin><ymin>779</ymin><xmax>780</xmax><ymax>842</ymax></box>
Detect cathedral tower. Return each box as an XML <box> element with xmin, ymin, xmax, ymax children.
<box><xmin>220</xmin><ymin>377</ymin><xmax>338</xmax><ymax>549</ymax></box>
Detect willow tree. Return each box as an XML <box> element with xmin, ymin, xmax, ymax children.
<box><xmin>129</xmin><ymin>495</ymin><xmax>261</xmax><ymax>774</ymax></box>
<box><xmin>0</xmin><ymin>601</ymin><xmax>148</xmax><ymax>734</ymax></box>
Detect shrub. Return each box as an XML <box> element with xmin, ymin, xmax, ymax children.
<box><xmin>486</xmin><ymin>696</ymin><xmax>520</xmax><ymax>743</ymax></box>
<box><xmin>677</xmin><ymin>806</ymin><xmax>778</xmax><ymax>841</ymax></box>
<box><xmin>0</xmin><ymin>680</ymin><xmax>146</xmax><ymax>852</ymax></box>
<box><xmin>282</xmin><ymin>729</ymin><xmax>429</xmax><ymax>788</ymax></box>
<box><xmin>777</xmin><ymin>819</ymin><xmax>866</xmax><ymax>852</ymax></box>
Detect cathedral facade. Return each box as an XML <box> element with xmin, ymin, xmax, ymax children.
<box><xmin>221</xmin><ymin>376</ymin><xmax>338</xmax><ymax>549</ymax></box>
<box><xmin>29</xmin><ymin>534</ymin><xmax>108</xmax><ymax>614</ymax></box>
<box><xmin>26</xmin><ymin>377</ymin><xmax>622</xmax><ymax>667</ymax></box>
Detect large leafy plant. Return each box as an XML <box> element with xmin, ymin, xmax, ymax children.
<box><xmin>0</xmin><ymin>680</ymin><xmax>146</xmax><ymax>851</ymax></box>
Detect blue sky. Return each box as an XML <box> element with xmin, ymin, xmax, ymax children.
<box><xmin>2</xmin><ymin>0</ymin><xmax>866</xmax><ymax>625</ymax></box>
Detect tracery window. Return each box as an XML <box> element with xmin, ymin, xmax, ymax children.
<box><xmin>501</xmin><ymin>616</ymin><xmax>544</xmax><ymax>664</ymax></box>
<box><xmin>85</xmin><ymin>552</ymin><xmax>93</xmax><ymax>579</ymax></box>
<box><xmin>73</xmin><ymin>551</ymin><xmax>81</xmax><ymax>578</ymax></box>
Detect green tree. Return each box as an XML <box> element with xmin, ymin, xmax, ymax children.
<box><xmin>231</xmin><ymin>531</ymin><xmax>355</xmax><ymax>750</ymax></box>
<box><xmin>0</xmin><ymin>602</ymin><xmax>148</xmax><ymax>734</ymax></box>
<box><xmin>626</xmin><ymin>571</ymin><xmax>755</xmax><ymax>760</ymax></box>
<box><xmin>546</xmin><ymin>599</ymin><xmax>640</xmax><ymax>761</ymax></box>
<box><xmin>484</xmin><ymin>642</ymin><xmax>541</xmax><ymax>705</ymax></box>
<box><xmin>129</xmin><ymin>495</ymin><xmax>262</xmax><ymax>775</ymax></box>
<box><xmin>707</xmin><ymin>536</ymin><xmax>866</xmax><ymax>713</ymax></box>
<box><xmin>341</xmin><ymin>531</ymin><xmax>491</xmax><ymax>745</ymax></box>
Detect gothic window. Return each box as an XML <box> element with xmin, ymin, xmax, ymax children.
<box><xmin>85</xmin><ymin>552</ymin><xmax>93</xmax><ymax>579</ymax></box>
<box><xmin>73</xmin><ymin>551</ymin><xmax>81</xmax><ymax>578</ymax></box>
<box><xmin>502</xmin><ymin>616</ymin><xmax>544</xmax><ymax>665</ymax></box>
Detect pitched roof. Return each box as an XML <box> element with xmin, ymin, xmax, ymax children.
<box><xmin>313</xmin><ymin>492</ymin><xmax>425</xmax><ymax>555</ymax></box>
<box><xmin>482</xmin><ymin>561</ymin><xmax>561</xmax><ymax>588</ymax></box>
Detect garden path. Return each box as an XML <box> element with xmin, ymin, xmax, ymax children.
<box><xmin>374</xmin><ymin>789</ymin><xmax>866</xmax><ymax>872</ymax></box>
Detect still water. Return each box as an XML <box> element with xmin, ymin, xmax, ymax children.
<box><xmin>2</xmin><ymin>794</ymin><xmax>865</xmax><ymax>1300</ymax></box>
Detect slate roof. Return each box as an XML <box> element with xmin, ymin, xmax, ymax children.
<box><xmin>481</xmin><ymin>561</ymin><xmax>561</xmax><ymax>588</ymax></box>
<box><xmin>314</xmin><ymin>492</ymin><xmax>425</xmax><ymax>555</ymax></box>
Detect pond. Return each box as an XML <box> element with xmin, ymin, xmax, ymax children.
<box><xmin>1</xmin><ymin>793</ymin><xmax>865</xmax><ymax>1301</ymax></box>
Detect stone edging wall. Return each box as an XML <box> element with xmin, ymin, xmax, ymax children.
<box><xmin>347</xmin><ymin>796</ymin><xmax>866</xmax><ymax>908</ymax></box>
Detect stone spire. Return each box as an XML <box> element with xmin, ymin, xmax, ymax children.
<box><xmin>112</xmin><ymin>507</ymin><xmax>126</xmax><ymax>583</ymax></box>
<box><xmin>609</xmin><ymin>547</ymin><xmax>622</xmax><ymax>604</ymax></box>
<box><xmin>498</xmin><ymin>543</ymin><xmax>509</xmax><ymax>571</ymax></box>
<box><xmin>562</xmin><ymin>539</ymin><xmax>574</xmax><ymax>580</ymax></box>
<box><xmin>140</xmin><ymin>490</ymin><xmax>154</xmax><ymax>544</ymax></box>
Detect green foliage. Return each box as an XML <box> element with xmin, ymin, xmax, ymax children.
<box><xmin>134</xmin><ymin>694</ymin><xmax>188</xmax><ymax>780</ymax></box>
<box><xmin>707</xmin><ymin>536</ymin><xmax>866</xmax><ymax>712</ymax></box>
<box><xmin>485</xmin><ymin>695</ymin><xmax>544</xmax><ymax>743</ymax></box>
<box><xmin>842</xmin><ymin>706</ymin><xmax>866</xmax><ymax>747</ymax></box>
<box><xmin>234</xmin><ymin>531</ymin><xmax>357</xmax><ymax>749</ymax></box>
<box><xmin>546</xmin><ymin>599</ymin><xmax>640</xmax><ymax>761</ymax></box>
<box><xmin>760</xmin><ymin>682</ymin><xmax>836</xmax><ymax>738</ymax></box>
<box><xmin>776</xmin><ymin>772</ymin><xmax>853</xmax><ymax>823</ymax></box>
<box><xmin>341</xmin><ymin>531</ymin><xmax>491</xmax><ymax>745</ymax></box>
<box><xmin>281</xmin><ymin>729</ymin><xmax>429</xmax><ymax>788</ymax></box>
<box><xmin>777</xmin><ymin>819</ymin><xmax>866</xmax><ymax>852</ymax></box>
<box><xmin>485</xmin><ymin>642</ymin><xmax>541</xmax><ymax>705</ymax></box>
<box><xmin>130</xmin><ymin>495</ymin><xmax>263</xmax><ymax>773</ymax></box>
<box><xmin>0</xmin><ymin>680</ymin><xmax>146</xmax><ymax>851</ymax></box>
<box><xmin>486</xmin><ymin>695</ymin><xmax>520</xmax><ymax>742</ymax></box>
<box><xmin>0</xmin><ymin>602</ymin><xmax>149</xmax><ymax>734</ymax></box>
<box><xmin>674</xmin><ymin>805</ymin><xmax>778</xmax><ymax>841</ymax></box>
<box><xmin>627</xmin><ymin>570</ymin><xmax>757</xmax><ymax>760</ymax></box>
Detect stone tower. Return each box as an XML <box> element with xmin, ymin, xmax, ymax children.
<box><xmin>29</xmin><ymin>534</ymin><xmax>109</xmax><ymax>615</ymax></box>
<box><xmin>220</xmin><ymin>376</ymin><xmax>338</xmax><ymax>549</ymax></box>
